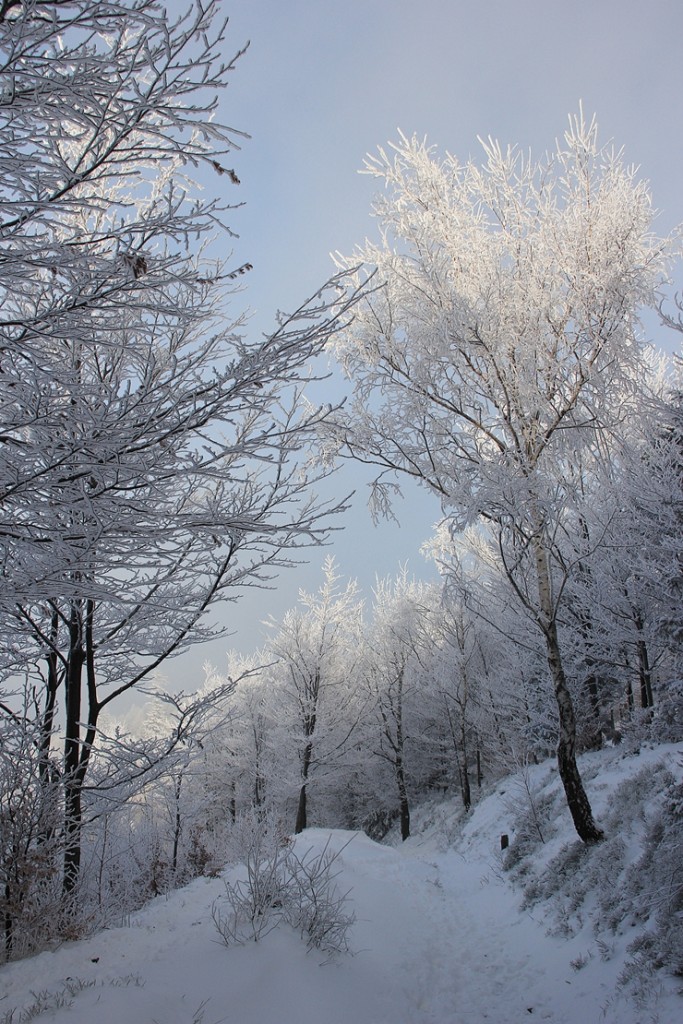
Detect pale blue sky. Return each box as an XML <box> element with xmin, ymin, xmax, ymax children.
<box><xmin>165</xmin><ymin>0</ymin><xmax>683</xmax><ymax>681</ymax></box>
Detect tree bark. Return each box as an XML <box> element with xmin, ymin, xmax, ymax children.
<box><xmin>38</xmin><ymin>608</ymin><xmax>60</xmax><ymax>789</ymax></box>
<box><xmin>459</xmin><ymin>714</ymin><xmax>471</xmax><ymax>812</ymax></box>
<box><xmin>63</xmin><ymin>601</ymin><xmax>84</xmax><ymax>896</ymax></box>
<box><xmin>633</xmin><ymin>609</ymin><xmax>654</xmax><ymax>709</ymax></box>
<box><xmin>172</xmin><ymin>773</ymin><xmax>183</xmax><ymax>876</ymax></box>
<box><xmin>550</xmin><ymin>623</ymin><xmax>603</xmax><ymax>843</ymax></box>
<box><xmin>396</xmin><ymin>755</ymin><xmax>411</xmax><ymax>841</ymax></box>
<box><xmin>253</xmin><ymin>734</ymin><xmax>264</xmax><ymax>809</ymax></box>
<box><xmin>63</xmin><ymin>598</ymin><xmax>101</xmax><ymax>897</ymax></box>
<box><xmin>445</xmin><ymin>702</ymin><xmax>470</xmax><ymax>812</ymax></box>
<box><xmin>534</xmin><ymin>538</ymin><xmax>603</xmax><ymax>844</ymax></box>
<box><xmin>295</xmin><ymin>739</ymin><xmax>313</xmax><ymax>834</ymax></box>
<box><xmin>4</xmin><ymin>881</ymin><xmax>12</xmax><ymax>962</ymax></box>
<box><xmin>392</xmin><ymin>668</ymin><xmax>410</xmax><ymax>840</ymax></box>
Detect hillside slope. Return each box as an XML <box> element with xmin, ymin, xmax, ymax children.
<box><xmin>1</xmin><ymin>743</ymin><xmax>681</xmax><ymax>1024</ymax></box>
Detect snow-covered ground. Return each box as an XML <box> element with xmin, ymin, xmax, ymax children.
<box><xmin>2</xmin><ymin>744</ymin><xmax>681</xmax><ymax>1024</ymax></box>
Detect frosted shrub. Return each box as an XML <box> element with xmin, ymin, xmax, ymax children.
<box><xmin>511</xmin><ymin>756</ymin><xmax>683</xmax><ymax>991</ymax></box>
<box><xmin>283</xmin><ymin>838</ymin><xmax>355</xmax><ymax>956</ymax></box>
<box><xmin>212</xmin><ymin>814</ymin><xmax>289</xmax><ymax>943</ymax></box>
<box><xmin>0</xmin><ymin>727</ymin><xmax>64</xmax><ymax>961</ymax></box>
<box><xmin>362</xmin><ymin>807</ymin><xmax>400</xmax><ymax>842</ymax></box>
<box><xmin>619</xmin><ymin>775</ymin><xmax>683</xmax><ymax>983</ymax></box>
<box><xmin>521</xmin><ymin>836</ymin><xmax>627</xmax><ymax>938</ymax></box>
<box><xmin>619</xmin><ymin>690</ymin><xmax>683</xmax><ymax>753</ymax></box>
<box><xmin>650</xmin><ymin>680</ymin><xmax>683</xmax><ymax>744</ymax></box>
<box><xmin>502</xmin><ymin>766</ymin><xmax>562</xmax><ymax>873</ymax></box>
<box><xmin>212</xmin><ymin>824</ymin><xmax>354</xmax><ymax>957</ymax></box>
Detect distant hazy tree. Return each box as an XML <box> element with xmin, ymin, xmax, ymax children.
<box><xmin>200</xmin><ymin>653</ymin><xmax>276</xmax><ymax>818</ymax></box>
<box><xmin>267</xmin><ymin>558</ymin><xmax>363</xmax><ymax>834</ymax></box>
<box><xmin>330</xmin><ymin>112</ymin><xmax>670</xmax><ymax>842</ymax></box>
<box><xmin>585</xmin><ymin>368</ymin><xmax>683</xmax><ymax>722</ymax></box>
<box><xmin>429</xmin><ymin>597</ymin><xmax>489</xmax><ymax>811</ymax></box>
<box><xmin>361</xmin><ymin>571</ymin><xmax>435</xmax><ymax>840</ymax></box>
<box><xmin>425</xmin><ymin>524</ymin><xmax>552</xmax><ymax>779</ymax></box>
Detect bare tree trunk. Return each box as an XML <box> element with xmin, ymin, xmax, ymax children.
<box><xmin>4</xmin><ymin>881</ymin><xmax>12</xmax><ymax>962</ymax></box>
<box><xmin>63</xmin><ymin>602</ymin><xmax>84</xmax><ymax>896</ymax></box>
<box><xmin>394</xmin><ymin>674</ymin><xmax>410</xmax><ymax>840</ymax></box>
<box><xmin>633</xmin><ymin>609</ymin><xmax>654</xmax><ymax>709</ymax></box>
<box><xmin>172</xmin><ymin>773</ymin><xmax>183</xmax><ymax>876</ymax></box>
<box><xmin>253</xmin><ymin>730</ymin><xmax>265</xmax><ymax>810</ymax></box>
<box><xmin>35</xmin><ymin>608</ymin><xmax>61</xmax><ymax>854</ymax></box>
<box><xmin>546</xmin><ymin>618</ymin><xmax>604</xmax><ymax>842</ymax></box>
<box><xmin>445</xmin><ymin>702</ymin><xmax>470</xmax><ymax>811</ymax></box>
<box><xmin>295</xmin><ymin>785</ymin><xmax>307</xmax><ymax>834</ymax></box>
<box><xmin>395</xmin><ymin>755</ymin><xmax>411</xmax><ymax>841</ymax></box>
<box><xmin>295</xmin><ymin>740</ymin><xmax>313</xmax><ymax>834</ymax></box>
<box><xmin>534</xmin><ymin>539</ymin><xmax>603</xmax><ymax>844</ymax></box>
<box><xmin>583</xmin><ymin>672</ymin><xmax>602</xmax><ymax>749</ymax></box>
<box><xmin>460</xmin><ymin>714</ymin><xmax>471</xmax><ymax>812</ymax></box>
<box><xmin>38</xmin><ymin>608</ymin><xmax>60</xmax><ymax>789</ymax></box>
<box><xmin>376</xmin><ymin>666</ymin><xmax>412</xmax><ymax>839</ymax></box>
<box><xmin>63</xmin><ymin>598</ymin><xmax>101</xmax><ymax>897</ymax></box>
<box><xmin>576</xmin><ymin>518</ymin><xmax>603</xmax><ymax>749</ymax></box>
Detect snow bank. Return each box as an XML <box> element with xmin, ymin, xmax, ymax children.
<box><xmin>1</xmin><ymin>744</ymin><xmax>681</xmax><ymax>1023</ymax></box>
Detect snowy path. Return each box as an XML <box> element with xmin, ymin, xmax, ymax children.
<box><xmin>0</xmin><ymin>823</ymin><xmax>679</xmax><ymax>1024</ymax></box>
<box><xmin>336</xmin><ymin>831</ymin><xmax>599</xmax><ymax>1024</ymax></box>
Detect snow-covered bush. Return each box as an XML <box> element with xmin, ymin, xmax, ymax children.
<box><xmin>212</xmin><ymin>818</ymin><xmax>289</xmax><ymax>944</ymax></box>
<box><xmin>617</xmin><ymin>772</ymin><xmax>683</xmax><ymax>982</ymax></box>
<box><xmin>650</xmin><ymin>680</ymin><xmax>683</xmax><ymax>744</ymax></box>
<box><xmin>504</xmin><ymin>754</ymin><xmax>683</xmax><ymax>999</ymax></box>
<box><xmin>501</xmin><ymin>762</ymin><xmax>561</xmax><ymax>869</ymax></box>
<box><xmin>360</xmin><ymin>807</ymin><xmax>401</xmax><ymax>842</ymax></box>
<box><xmin>212</xmin><ymin>820</ymin><xmax>354</xmax><ymax>958</ymax></box>
<box><xmin>284</xmin><ymin>838</ymin><xmax>355</xmax><ymax>956</ymax></box>
<box><xmin>0</xmin><ymin>720</ymin><xmax>63</xmax><ymax>961</ymax></box>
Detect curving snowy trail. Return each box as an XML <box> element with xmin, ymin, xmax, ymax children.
<box><xmin>332</xmin><ymin>829</ymin><xmax>607</xmax><ymax>1024</ymax></box>
<box><xmin>1</xmin><ymin>755</ymin><xmax>682</xmax><ymax>1024</ymax></box>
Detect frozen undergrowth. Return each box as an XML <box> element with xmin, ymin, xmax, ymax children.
<box><xmin>1</xmin><ymin>743</ymin><xmax>682</xmax><ymax>1024</ymax></box>
<box><xmin>497</xmin><ymin>745</ymin><xmax>683</xmax><ymax>1006</ymax></box>
<box><xmin>211</xmin><ymin>819</ymin><xmax>355</xmax><ymax>958</ymax></box>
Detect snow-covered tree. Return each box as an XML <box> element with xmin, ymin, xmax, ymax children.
<box><xmin>360</xmin><ymin>571</ymin><xmax>436</xmax><ymax>840</ymax></box>
<box><xmin>265</xmin><ymin>558</ymin><xmax>363</xmax><ymax>833</ymax></box>
<box><xmin>0</xmin><ymin>0</ymin><xmax>358</xmax><ymax>907</ymax></box>
<box><xmin>329</xmin><ymin>112</ymin><xmax>671</xmax><ymax>842</ymax></box>
<box><xmin>589</xmin><ymin>369</ymin><xmax>683</xmax><ymax>729</ymax></box>
<box><xmin>426</xmin><ymin>524</ymin><xmax>554</xmax><ymax>774</ymax></box>
<box><xmin>0</xmin><ymin>701</ymin><xmax>62</xmax><ymax>960</ymax></box>
<box><xmin>198</xmin><ymin>652</ymin><xmax>278</xmax><ymax>819</ymax></box>
<box><xmin>428</xmin><ymin>598</ymin><xmax>491</xmax><ymax>810</ymax></box>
